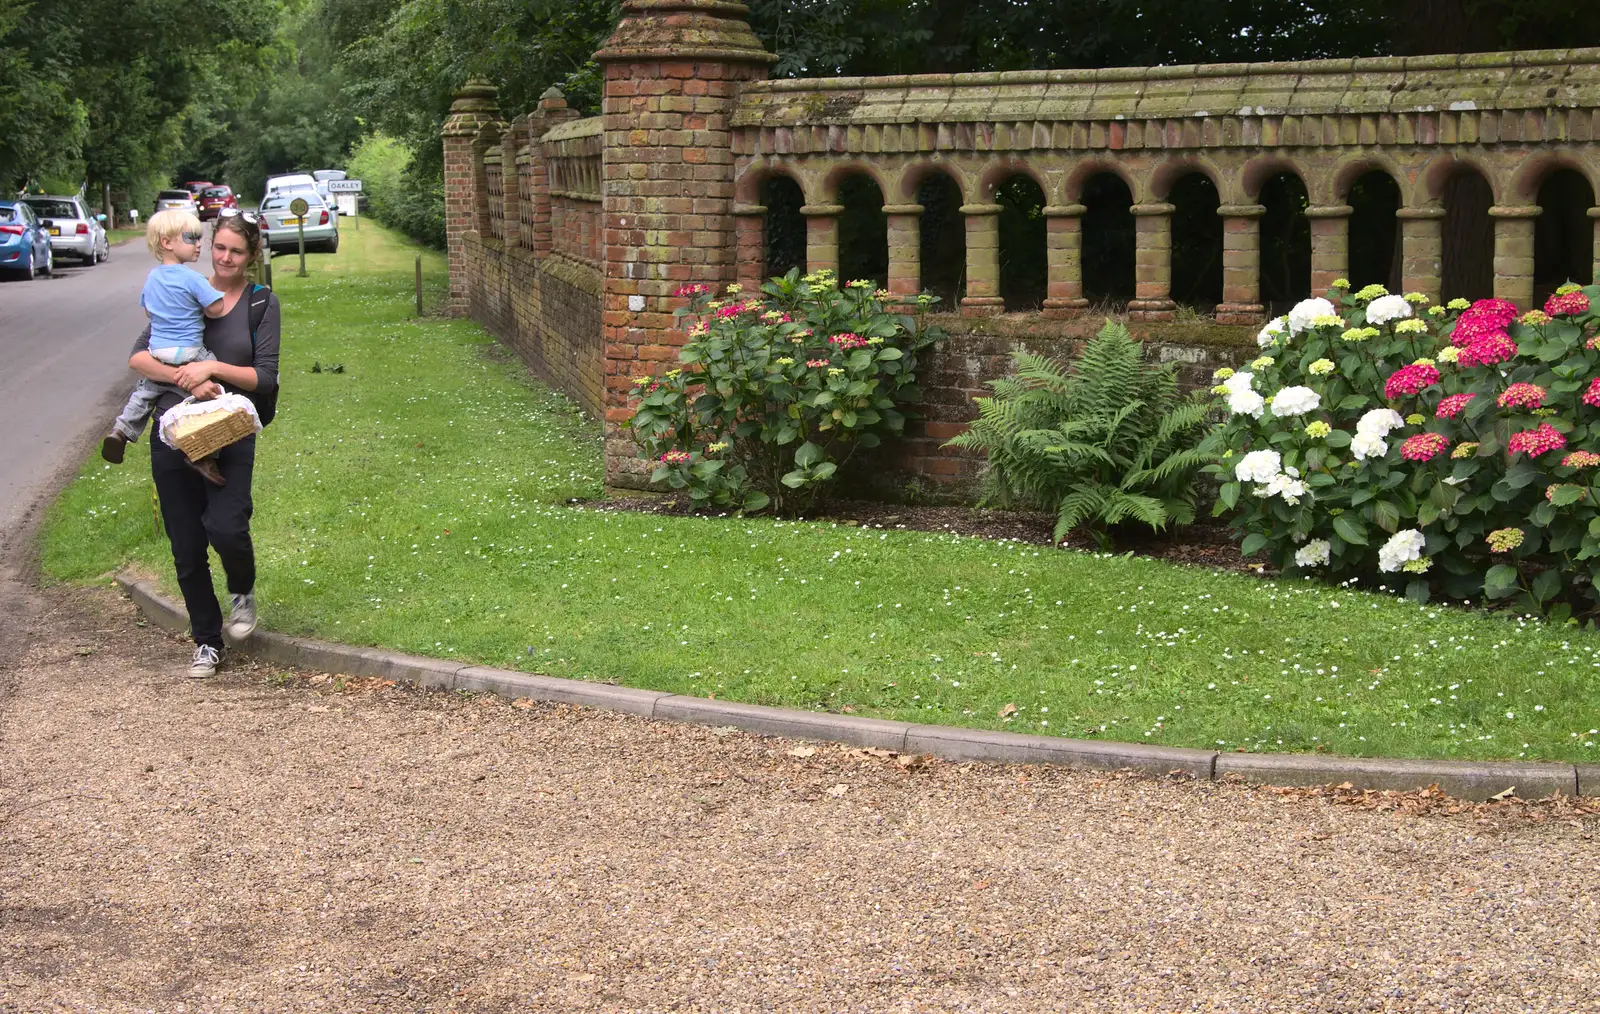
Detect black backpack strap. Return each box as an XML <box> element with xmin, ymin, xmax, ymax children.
<box><xmin>247</xmin><ymin>283</ymin><xmax>271</xmax><ymax>350</ymax></box>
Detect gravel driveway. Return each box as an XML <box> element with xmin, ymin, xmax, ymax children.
<box><xmin>3</xmin><ymin>583</ymin><xmax>1598</xmax><ymax>1013</ymax></box>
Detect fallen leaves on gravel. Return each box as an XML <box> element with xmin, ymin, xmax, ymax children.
<box><xmin>1267</xmin><ymin>781</ymin><xmax>1600</xmax><ymax>826</ymax></box>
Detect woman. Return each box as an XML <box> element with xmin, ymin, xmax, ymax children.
<box><xmin>128</xmin><ymin>211</ymin><xmax>280</xmax><ymax>678</ymax></box>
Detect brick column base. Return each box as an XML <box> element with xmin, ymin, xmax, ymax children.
<box><xmin>883</xmin><ymin>203</ymin><xmax>922</xmax><ymax>300</ymax></box>
<box><xmin>801</xmin><ymin>204</ymin><xmax>842</xmax><ymax>275</ymax></box>
<box><xmin>1306</xmin><ymin>204</ymin><xmax>1353</xmax><ymax>296</ymax></box>
<box><xmin>1491</xmin><ymin>205</ymin><xmax>1541</xmax><ymax>310</ymax></box>
<box><xmin>1216</xmin><ymin>203</ymin><xmax>1266</xmax><ymax>324</ymax></box>
<box><xmin>733</xmin><ymin>203</ymin><xmax>765</xmax><ymax>290</ymax></box>
<box><xmin>1398</xmin><ymin>206</ymin><xmax>1446</xmax><ymax>302</ymax></box>
<box><xmin>959</xmin><ymin>203</ymin><xmax>1005</xmax><ymax>315</ymax></box>
<box><xmin>1591</xmin><ymin>208</ymin><xmax>1600</xmax><ymax>284</ymax></box>
<box><xmin>1128</xmin><ymin>202</ymin><xmax>1176</xmax><ymax>321</ymax></box>
<box><xmin>1042</xmin><ymin>203</ymin><xmax>1088</xmax><ymax>317</ymax></box>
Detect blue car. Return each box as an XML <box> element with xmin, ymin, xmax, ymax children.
<box><xmin>0</xmin><ymin>199</ymin><xmax>54</xmax><ymax>280</ymax></box>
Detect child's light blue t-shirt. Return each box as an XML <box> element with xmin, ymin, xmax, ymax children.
<box><xmin>142</xmin><ymin>265</ymin><xmax>224</xmax><ymax>353</ymax></box>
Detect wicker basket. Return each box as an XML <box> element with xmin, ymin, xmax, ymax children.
<box><xmin>166</xmin><ymin>405</ymin><xmax>258</xmax><ymax>459</ymax></box>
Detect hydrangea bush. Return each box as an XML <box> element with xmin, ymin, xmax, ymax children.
<box><xmin>629</xmin><ymin>269</ymin><xmax>942</xmax><ymax>514</ymax></box>
<box><xmin>1206</xmin><ymin>280</ymin><xmax>1600</xmax><ymax>616</ymax></box>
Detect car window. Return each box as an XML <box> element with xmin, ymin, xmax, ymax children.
<box><xmin>203</xmin><ymin>187</ymin><xmax>231</xmax><ymax>197</ymax></box>
<box><xmin>17</xmin><ymin>205</ymin><xmax>34</xmax><ymax>224</ymax></box>
<box><xmin>156</xmin><ymin>190</ymin><xmax>192</xmax><ymax>200</ymax></box>
<box><xmin>0</xmin><ymin>206</ymin><xmax>14</xmax><ymax>223</ymax></box>
<box><xmin>24</xmin><ymin>199</ymin><xmax>78</xmax><ymax>219</ymax></box>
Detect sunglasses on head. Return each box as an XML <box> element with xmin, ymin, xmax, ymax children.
<box><xmin>217</xmin><ymin>208</ymin><xmax>260</xmax><ymax>223</ymax></box>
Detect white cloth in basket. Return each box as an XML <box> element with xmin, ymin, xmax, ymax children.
<box><xmin>158</xmin><ymin>392</ymin><xmax>263</xmax><ymax>450</ymax></box>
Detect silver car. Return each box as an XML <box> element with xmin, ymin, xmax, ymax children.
<box><xmin>153</xmin><ymin>189</ymin><xmax>200</xmax><ymax>217</ymax></box>
<box><xmin>21</xmin><ymin>195</ymin><xmax>110</xmax><ymax>265</ymax></box>
<box><xmin>259</xmin><ymin>191</ymin><xmax>339</xmax><ymax>254</ymax></box>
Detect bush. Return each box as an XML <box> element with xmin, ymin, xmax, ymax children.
<box><xmin>345</xmin><ymin>133</ymin><xmax>445</xmax><ymax>248</ymax></box>
<box><xmin>629</xmin><ymin>270</ymin><xmax>942</xmax><ymax>514</ymax></box>
<box><xmin>947</xmin><ymin>321</ymin><xmax>1214</xmax><ymax>548</ymax></box>
<box><xmin>1207</xmin><ymin>282</ymin><xmax>1600</xmax><ymax>617</ymax></box>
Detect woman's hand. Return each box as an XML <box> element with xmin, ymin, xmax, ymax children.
<box><xmin>173</xmin><ymin>360</ymin><xmax>218</xmax><ymax>390</ymax></box>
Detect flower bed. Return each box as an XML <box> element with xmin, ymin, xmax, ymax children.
<box><xmin>1208</xmin><ymin>281</ymin><xmax>1600</xmax><ymax>617</ymax></box>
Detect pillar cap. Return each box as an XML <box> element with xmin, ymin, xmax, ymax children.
<box><xmin>1396</xmin><ymin>206</ymin><xmax>1447</xmax><ymax>220</ymax></box>
<box><xmin>881</xmin><ymin>203</ymin><xmax>924</xmax><ymax>215</ymax></box>
<box><xmin>1488</xmin><ymin>205</ymin><xmax>1543</xmax><ymax>219</ymax></box>
<box><xmin>798</xmin><ymin>203</ymin><xmax>844</xmax><ymax>216</ymax></box>
<box><xmin>732</xmin><ymin>203</ymin><xmax>767</xmax><ymax>215</ymax></box>
<box><xmin>959</xmin><ymin>203</ymin><xmax>1004</xmax><ymax>215</ymax></box>
<box><xmin>444</xmin><ymin>79</ymin><xmax>501</xmax><ymax>137</ymax></box>
<box><xmin>1304</xmin><ymin>204</ymin><xmax>1354</xmax><ymax>218</ymax></box>
<box><xmin>1216</xmin><ymin>204</ymin><xmax>1266</xmax><ymax>217</ymax></box>
<box><xmin>595</xmin><ymin>0</ymin><xmax>778</xmax><ymax>64</ymax></box>
<box><xmin>1589</xmin><ymin>207</ymin><xmax>1600</xmax><ymax>219</ymax></box>
<box><xmin>1130</xmin><ymin>202</ymin><xmax>1175</xmax><ymax>216</ymax></box>
<box><xmin>1042</xmin><ymin>204</ymin><xmax>1087</xmax><ymax>217</ymax></box>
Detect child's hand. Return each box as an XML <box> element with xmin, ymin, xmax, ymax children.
<box><xmin>174</xmin><ymin>360</ymin><xmax>216</xmax><ymax>389</ymax></box>
<box><xmin>190</xmin><ymin>381</ymin><xmax>223</xmax><ymax>401</ymax></box>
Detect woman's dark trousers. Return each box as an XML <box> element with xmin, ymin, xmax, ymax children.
<box><xmin>151</xmin><ymin>434</ymin><xmax>256</xmax><ymax>650</ymax></box>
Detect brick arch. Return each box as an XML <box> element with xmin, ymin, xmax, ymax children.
<box><xmin>977</xmin><ymin>157</ymin><xmax>1047</xmax><ymax>203</ymax></box>
<box><xmin>1062</xmin><ymin>156</ymin><xmax>1138</xmax><ymax>204</ymax></box>
<box><xmin>1148</xmin><ymin>155</ymin><xmax>1226</xmax><ymax>202</ymax></box>
<box><xmin>1417</xmin><ymin>152</ymin><xmax>1503</xmax><ymax>206</ymax></box>
<box><xmin>818</xmin><ymin>160</ymin><xmax>894</xmax><ymax>202</ymax></box>
<box><xmin>1239</xmin><ymin>154</ymin><xmax>1310</xmax><ymax>203</ymax></box>
<box><xmin>734</xmin><ymin>160</ymin><xmax>809</xmax><ymax>205</ymax></box>
<box><xmin>1510</xmin><ymin>152</ymin><xmax>1600</xmax><ymax>204</ymax></box>
<box><xmin>895</xmin><ymin>159</ymin><xmax>971</xmax><ymax>203</ymax></box>
<box><xmin>1331</xmin><ymin>154</ymin><xmax>1407</xmax><ymax>205</ymax></box>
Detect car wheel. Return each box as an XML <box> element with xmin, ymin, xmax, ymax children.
<box><xmin>40</xmin><ymin>247</ymin><xmax>51</xmax><ymax>276</ymax></box>
<box><xmin>323</xmin><ymin>236</ymin><xmax>339</xmax><ymax>254</ymax></box>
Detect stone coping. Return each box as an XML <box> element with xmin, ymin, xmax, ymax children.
<box><xmin>118</xmin><ymin>573</ymin><xmax>1595</xmax><ymax>802</ymax></box>
<box><xmin>541</xmin><ymin>116</ymin><xmax>604</xmax><ymax>143</ymax></box>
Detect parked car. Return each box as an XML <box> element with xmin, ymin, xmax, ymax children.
<box><xmin>20</xmin><ymin>194</ymin><xmax>110</xmax><ymax>265</ymax></box>
<box><xmin>197</xmin><ymin>185</ymin><xmax>237</xmax><ymax>221</ymax></box>
<box><xmin>311</xmin><ymin>169</ymin><xmax>346</xmax><ymax>207</ymax></box>
<box><xmin>183</xmin><ymin>180</ymin><xmax>214</xmax><ymax>196</ymax></box>
<box><xmin>259</xmin><ymin>191</ymin><xmax>339</xmax><ymax>254</ymax></box>
<box><xmin>0</xmin><ymin>199</ymin><xmax>53</xmax><ymax>279</ymax></box>
<box><xmin>154</xmin><ymin>189</ymin><xmax>200</xmax><ymax>216</ymax></box>
<box><xmin>264</xmin><ymin>173</ymin><xmax>317</xmax><ymax>197</ymax></box>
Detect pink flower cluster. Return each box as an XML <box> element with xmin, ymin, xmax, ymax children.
<box><xmin>1400</xmin><ymin>432</ymin><xmax>1451</xmax><ymax>462</ymax></box>
<box><xmin>828</xmin><ymin>332</ymin><xmax>869</xmax><ymax>350</ymax></box>
<box><xmin>1584</xmin><ymin>377</ymin><xmax>1600</xmax><ymax>408</ymax></box>
<box><xmin>659</xmin><ymin>450</ymin><xmax>692</xmax><ymax>465</ymax></box>
<box><xmin>673</xmin><ymin>283</ymin><xmax>712</xmax><ymax>298</ymax></box>
<box><xmin>1545</xmin><ymin>291</ymin><xmax>1590</xmax><ymax>317</ymax></box>
<box><xmin>1434</xmin><ymin>392</ymin><xmax>1477</xmax><ymax>419</ymax></box>
<box><xmin>805</xmin><ymin>359</ymin><xmax>830</xmax><ymax>368</ymax></box>
<box><xmin>1563</xmin><ymin>450</ymin><xmax>1600</xmax><ymax>467</ymax></box>
<box><xmin>1456</xmin><ymin>333</ymin><xmax>1519</xmax><ymax>367</ymax></box>
<box><xmin>1497</xmin><ymin>383</ymin><xmax>1548</xmax><ymax>410</ymax></box>
<box><xmin>1507</xmin><ymin>422</ymin><xmax>1567</xmax><ymax>458</ymax></box>
<box><xmin>1384</xmin><ymin>362</ymin><xmax>1441</xmax><ymax>399</ymax></box>
<box><xmin>714</xmin><ymin>305</ymin><xmax>744</xmax><ymax>319</ymax></box>
<box><xmin>1450</xmin><ymin>298</ymin><xmax>1519</xmax><ymax>343</ymax></box>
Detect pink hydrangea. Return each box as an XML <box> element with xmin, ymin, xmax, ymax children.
<box><xmin>1456</xmin><ymin>333</ymin><xmax>1519</xmax><ymax>367</ymax></box>
<box><xmin>1449</xmin><ymin>298</ymin><xmax>1519</xmax><ymax>346</ymax></box>
<box><xmin>659</xmin><ymin>450</ymin><xmax>692</xmax><ymax>465</ymax></box>
<box><xmin>1507</xmin><ymin>422</ymin><xmax>1567</xmax><ymax>458</ymax></box>
<box><xmin>828</xmin><ymin>332</ymin><xmax>869</xmax><ymax>350</ymax></box>
<box><xmin>1435</xmin><ymin>393</ymin><xmax>1477</xmax><ymax>419</ymax></box>
<box><xmin>1384</xmin><ymin>363</ymin><xmax>1441</xmax><ymax>399</ymax></box>
<box><xmin>714</xmin><ymin>305</ymin><xmax>743</xmax><ymax>319</ymax></box>
<box><xmin>805</xmin><ymin>359</ymin><xmax>830</xmax><ymax>368</ymax></box>
<box><xmin>1584</xmin><ymin>377</ymin><xmax>1600</xmax><ymax>408</ymax></box>
<box><xmin>1562</xmin><ymin>450</ymin><xmax>1600</xmax><ymax>467</ymax></box>
<box><xmin>1545</xmin><ymin>291</ymin><xmax>1590</xmax><ymax>317</ymax></box>
<box><xmin>1400</xmin><ymin>432</ymin><xmax>1451</xmax><ymax>462</ymax></box>
<box><xmin>1497</xmin><ymin>383</ymin><xmax>1547</xmax><ymax>410</ymax></box>
<box><xmin>673</xmin><ymin>283</ymin><xmax>712</xmax><ymax>298</ymax></box>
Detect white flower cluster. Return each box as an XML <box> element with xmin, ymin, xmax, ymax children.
<box><xmin>1350</xmin><ymin>408</ymin><xmax>1405</xmax><ymax>461</ymax></box>
<box><xmin>1257</xmin><ymin>317</ymin><xmax>1288</xmax><ymax>348</ymax></box>
<box><xmin>1235</xmin><ymin>449</ymin><xmax>1306</xmax><ymax>504</ymax></box>
<box><xmin>1365</xmin><ymin>294</ymin><xmax>1413</xmax><ymax>325</ymax></box>
<box><xmin>1261</xmin><ymin>470</ymin><xmax>1307</xmax><ymax>504</ymax></box>
<box><xmin>1269</xmin><ymin>385</ymin><xmax>1320</xmax><ymax>418</ymax></box>
<box><xmin>1293</xmin><ymin>538</ymin><xmax>1331</xmax><ymax>568</ymax></box>
<box><xmin>1222</xmin><ymin>371</ymin><xmax>1264</xmax><ymax>418</ymax></box>
<box><xmin>1377</xmin><ymin>529</ymin><xmax>1426</xmax><ymax>573</ymax></box>
<box><xmin>1286</xmin><ymin>297</ymin><xmax>1336</xmax><ymax>336</ymax></box>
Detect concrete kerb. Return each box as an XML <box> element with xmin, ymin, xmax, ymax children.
<box><xmin>117</xmin><ymin>572</ymin><xmax>1589</xmax><ymax>801</ymax></box>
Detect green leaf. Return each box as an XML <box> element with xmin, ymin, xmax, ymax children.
<box><xmin>1405</xmin><ymin>580</ymin><xmax>1431</xmax><ymax>604</ymax></box>
<box><xmin>1332</xmin><ymin>514</ymin><xmax>1368</xmax><ymax>545</ymax></box>
<box><xmin>1373</xmin><ymin>499</ymin><xmax>1402</xmax><ymax>534</ymax></box>
<box><xmin>794</xmin><ymin>441</ymin><xmax>824</xmax><ymax>468</ymax></box>
<box><xmin>1532</xmin><ymin>568</ymin><xmax>1561</xmax><ymax>604</ymax></box>
<box><xmin>1531</xmin><ymin>501</ymin><xmax>1556</xmax><ymax>527</ymax></box>
<box><xmin>811</xmin><ymin>461</ymin><xmax>838</xmax><ymax>481</ymax></box>
<box><xmin>1551</xmin><ymin>485</ymin><xmax>1585</xmax><ymax>506</ymax></box>
<box><xmin>1218</xmin><ymin>482</ymin><xmax>1240</xmax><ymax>510</ymax></box>
<box><xmin>1240</xmin><ymin>532</ymin><xmax>1268</xmax><ymax>557</ymax></box>
<box><xmin>875</xmin><ymin>346</ymin><xmax>903</xmax><ymax>360</ymax></box>
<box><xmin>1484</xmin><ymin>563</ymin><xmax>1521</xmax><ymax>599</ymax></box>
<box><xmin>780</xmin><ymin>469</ymin><xmax>808</xmax><ymax>488</ymax></box>
<box><xmin>742</xmin><ymin>491</ymin><xmax>771</xmax><ymax>512</ymax></box>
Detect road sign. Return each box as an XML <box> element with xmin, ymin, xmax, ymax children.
<box><xmin>289</xmin><ymin>197</ymin><xmax>309</xmax><ymax>217</ymax></box>
<box><xmin>328</xmin><ymin>179</ymin><xmax>362</xmax><ymax>193</ymax></box>
<box><xmin>289</xmin><ymin>197</ymin><xmax>309</xmax><ymax>277</ymax></box>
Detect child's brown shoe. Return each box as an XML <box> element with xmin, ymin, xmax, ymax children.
<box><xmin>185</xmin><ymin>456</ymin><xmax>226</xmax><ymax>486</ymax></box>
<box><xmin>101</xmin><ymin>432</ymin><xmax>127</xmax><ymax>464</ymax></box>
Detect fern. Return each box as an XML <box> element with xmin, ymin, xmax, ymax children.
<box><xmin>949</xmin><ymin>320</ymin><xmax>1217</xmax><ymax>549</ymax></box>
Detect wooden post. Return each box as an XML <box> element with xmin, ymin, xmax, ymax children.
<box><xmin>415</xmin><ymin>254</ymin><xmax>423</xmax><ymax>316</ymax></box>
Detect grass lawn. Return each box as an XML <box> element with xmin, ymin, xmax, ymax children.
<box><xmin>106</xmin><ymin>228</ymin><xmax>144</xmax><ymax>247</ymax></box>
<box><xmin>42</xmin><ymin>224</ymin><xmax>1600</xmax><ymax>764</ymax></box>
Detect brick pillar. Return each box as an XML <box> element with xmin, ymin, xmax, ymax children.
<box><xmin>1490</xmin><ymin>204</ymin><xmax>1541</xmax><ymax>309</ymax></box>
<box><xmin>959</xmin><ymin>203</ymin><xmax>1004</xmax><ymax>315</ymax></box>
<box><xmin>500</xmin><ymin>117</ymin><xmax>526</xmax><ymax>249</ymax></box>
<box><xmin>1128</xmin><ymin>201</ymin><xmax>1176</xmax><ymax>321</ymax></box>
<box><xmin>526</xmin><ymin>87</ymin><xmax>578</xmax><ymax>257</ymax></box>
<box><xmin>733</xmin><ymin>202</ymin><xmax>765</xmax><ymax>290</ymax></box>
<box><xmin>1591</xmin><ymin>207</ymin><xmax>1600</xmax><ymax>284</ymax></box>
<box><xmin>883</xmin><ymin>203</ymin><xmax>922</xmax><ymax>299</ymax></box>
<box><xmin>1216</xmin><ymin>203</ymin><xmax>1266</xmax><ymax>324</ymax></box>
<box><xmin>1398</xmin><ymin>205</ymin><xmax>1446</xmax><ymax>301</ymax></box>
<box><xmin>442</xmin><ymin>79</ymin><xmax>500</xmax><ymax>314</ymax></box>
<box><xmin>1041</xmin><ymin>203</ymin><xmax>1088</xmax><ymax>317</ymax></box>
<box><xmin>800</xmin><ymin>203</ymin><xmax>842</xmax><ymax>274</ymax></box>
<box><xmin>594</xmin><ymin>0</ymin><xmax>776</xmax><ymax>489</ymax></box>
<box><xmin>1305</xmin><ymin>204</ymin><xmax>1353</xmax><ymax>295</ymax></box>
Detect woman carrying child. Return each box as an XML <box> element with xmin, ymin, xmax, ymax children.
<box><xmin>126</xmin><ymin>210</ymin><xmax>280</xmax><ymax>678</ymax></box>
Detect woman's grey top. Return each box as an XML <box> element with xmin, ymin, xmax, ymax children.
<box><xmin>132</xmin><ymin>283</ymin><xmax>280</xmax><ymax>418</ymax></box>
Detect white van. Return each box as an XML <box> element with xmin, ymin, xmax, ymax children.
<box><xmin>264</xmin><ymin>173</ymin><xmax>317</xmax><ymax>196</ymax></box>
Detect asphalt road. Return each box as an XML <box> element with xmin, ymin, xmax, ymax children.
<box><xmin>0</xmin><ymin>238</ymin><xmax>166</xmax><ymax>551</ymax></box>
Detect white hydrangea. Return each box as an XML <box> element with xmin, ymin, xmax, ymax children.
<box><xmin>1223</xmin><ymin>371</ymin><xmax>1264</xmax><ymax>418</ymax></box>
<box><xmin>1350</xmin><ymin>432</ymin><xmax>1388</xmax><ymax>461</ymax></box>
<box><xmin>1234</xmin><ymin>449</ymin><xmax>1282</xmax><ymax>484</ymax></box>
<box><xmin>1365</xmin><ymin>294</ymin><xmax>1413</xmax><ymax>325</ymax></box>
<box><xmin>1294</xmin><ymin>539</ymin><xmax>1331</xmax><ymax>568</ymax></box>
<box><xmin>1257</xmin><ymin>317</ymin><xmax>1288</xmax><ymax>348</ymax></box>
<box><xmin>1263</xmin><ymin>472</ymin><xmax>1307</xmax><ymax>504</ymax></box>
<box><xmin>1377</xmin><ymin>529</ymin><xmax>1426</xmax><ymax>573</ymax></box>
<box><xmin>1287</xmin><ymin>297</ymin><xmax>1337</xmax><ymax>335</ymax></box>
<box><xmin>1356</xmin><ymin>408</ymin><xmax>1405</xmax><ymax>437</ymax></box>
<box><xmin>1269</xmin><ymin>385</ymin><xmax>1321</xmax><ymax>418</ymax></box>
